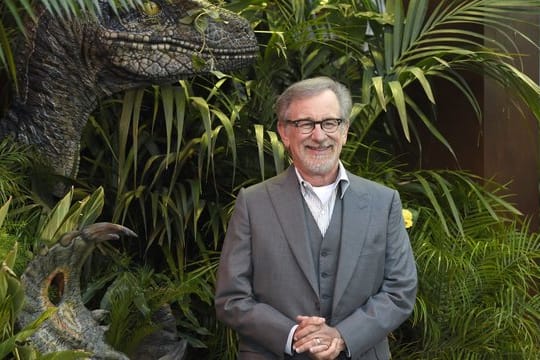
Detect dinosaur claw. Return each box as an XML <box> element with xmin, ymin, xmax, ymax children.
<box><xmin>80</xmin><ymin>222</ymin><xmax>137</xmax><ymax>243</ymax></box>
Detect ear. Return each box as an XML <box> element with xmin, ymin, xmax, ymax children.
<box><xmin>277</xmin><ymin>121</ymin><xmax>290</xmax><ymax>148</ymax></box>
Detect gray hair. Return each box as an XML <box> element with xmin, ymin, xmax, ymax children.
<box><xmin>275</xmin><ymin>76</ymin><xmax>352</xmax><ymax>123</ymax></box>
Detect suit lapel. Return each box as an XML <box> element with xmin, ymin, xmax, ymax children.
<box><xmin>333</xmin><ymin>175</ymin><xmax>371</xmax><ymax>311</ymax></box>
<box><xmin>266</xmin><ymin>167</ymin><xmax>319</xmax><ymax>296</ymax></box>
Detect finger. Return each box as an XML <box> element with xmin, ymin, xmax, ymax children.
<box><xmin>294</xmin><ymin>323</ymin><xmax>323</xmax><ymax>341</ymax></box>
<box><xmin>296</xmin><ymin>329</ymin><xmax>335</xmax><ymax>344</ymax></box>
<box><xmin>309</xmin><ymin>343</ymin><xmax>330</xmax><ymax>355</ymax></box>
<box><xmin>312</xmin><ymin>338</ymin><xmax>342</xmax><ymax>359</ymax></box>
<box><xmin>309</xmin><ymin>323</ymin><xmax>342</xmax><ymax>340</ymax></box>
<box><xmin>309</xmin><ymin>337</ymin><xmax>328</xmax><ymax>353</ymax></box>
<box><xmin>296</xmin><ymin>315</ymin><xmax>325</xmax><ymax>326</ymax></box>
<box><xmin>294</xmin><ymin>317</ymin><xmax>326</xmax><ymax>341</ymax></box>
<box><xmin>295</xmin><ymin>336</ymin><xmax>333</xmax><ymax>354</ymax></box>
<box><xmin>294</xmin><ymin>336</ymin><xmax>321</xmax><ymax>353</ymax></box>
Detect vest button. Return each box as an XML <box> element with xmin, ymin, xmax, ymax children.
<box><xmin>321</xmin><ymin>250</ymin><xmax>328</xmax><ymax>257</ymax></box>
<box><xmin>321</xmin><ymin>272</ymin><xmax>329</xmax><ymax>278</ymax></box>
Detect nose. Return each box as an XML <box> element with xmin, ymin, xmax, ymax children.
<box><xmin>310</xmin><ymin>123</ymin><xmax>327</xmax><ymax>141</ymax></box>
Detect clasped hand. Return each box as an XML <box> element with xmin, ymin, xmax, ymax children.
<box><xmin>292</xmin><ymin>315</ymin><xmax>345</xmax><ymax>360</ymax></box>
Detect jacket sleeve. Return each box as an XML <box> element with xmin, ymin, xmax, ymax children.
<box><xmin>336</xmin><ymin>190</ymin><xmax>418</xmax><ymax>357</ymax></box>
<box><xmin>214</xmin><ymin>188</ymin><xmax>296</xmax><ymax>356</ymax></box>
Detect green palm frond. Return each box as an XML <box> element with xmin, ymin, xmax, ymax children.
<box><xmin>358</xmin><ymin>0</ymin><xmax>540</xmax><ymax>150</ymax></box>
<box><xmin>382</xmin><ymin>165</ymin><xmax>540</xmax><ymax>358</ymax></box>
<box><xmin>399</xmin><ymin>169</ymin><xmax>521</xmax><ymax>236</ymax></box>
<box><xmin>402</xmin><ymin>214</ymin><xmax>540</xmax><ymax>359</ymax></box>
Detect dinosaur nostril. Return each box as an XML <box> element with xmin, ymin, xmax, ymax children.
<box><xmin>48</xmin><ymin>272</ymin><xmax>65</xmax><ymax>305</ymax></box>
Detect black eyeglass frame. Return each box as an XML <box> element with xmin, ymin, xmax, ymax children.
<box><xmin>284</xmin><ymin>118</ymin><xmax>343</xmax><ymax>134</ymax></box>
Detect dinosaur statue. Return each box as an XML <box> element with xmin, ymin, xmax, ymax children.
<box><xmin>17</xmin><ymin>223</ymin><xmax>138</xmax><ymax>359</ymax></box>
<box><xmin>0</xmin><ymin>0</ymin><xmax>258</xmax><ymax>191</ymax></box>
<box><xmin>17</xmin><ymin>222</ymin><xmax>191</xmax><ymax>359</ymax></box>
<box><xmin>4</xmin><ymin>0</ymin><xmax>257</xmax><ymax>357</ymax></box>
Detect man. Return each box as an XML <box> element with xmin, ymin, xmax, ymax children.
<box><xmin>215</xmin><ymin>76</ymin><xmax>417</xmax><ymax>359</ymax></box>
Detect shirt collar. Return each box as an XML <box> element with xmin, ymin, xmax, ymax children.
<box><xmin>294</xmin><ymin>161</ymin><xmax>350</xmax><ymax>199</ymax></box>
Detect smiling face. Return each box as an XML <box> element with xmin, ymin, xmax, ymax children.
<box><xmin>277</xmin><ymin>89</ymin><xmax>349</xmax><ymax>186</ymax></box>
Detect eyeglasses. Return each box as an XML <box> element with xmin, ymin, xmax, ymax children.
<box><xmin>284</xmin><ymin>118</ymin><xmax>343</xmax><ymax>134</ymax></box>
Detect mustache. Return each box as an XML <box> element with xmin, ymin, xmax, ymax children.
<box><xmin>304</xmin><ymin>141</ymin><xmax>334</xmax><ymax>148</ymax></box>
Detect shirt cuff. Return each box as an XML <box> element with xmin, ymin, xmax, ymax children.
<box><xmin>285</xmin><ymin>325</ymin><xmax>299</xmax><ymax>355</ymax></box>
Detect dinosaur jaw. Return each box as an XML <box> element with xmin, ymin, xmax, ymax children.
<box><xmin>96</xmin><ymin>0</ymin><xmax>259</xmax><ymax>81</ymax></box>
<box><xmin>101</xmin><ymin>30</ymin><xmax>258</xmax><ymax>80</ymax></box>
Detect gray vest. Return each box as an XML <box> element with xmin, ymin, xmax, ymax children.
<box><xmin>302</xmin><ymin>195</ymin><xmax>343</xmax><ymax>321</ymax></box>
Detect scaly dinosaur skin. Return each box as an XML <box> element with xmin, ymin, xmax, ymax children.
<box><xmin>17</xmin><ymin>223</ymin><xmax>137</xmax><ymax>359</ymax></box>
<box><xmin>0</xmin><ymin>0</ymin><xmax>258</xmax><ymax>184</ymax></box>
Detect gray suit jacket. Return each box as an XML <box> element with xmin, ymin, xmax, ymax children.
<box><xmin>215</xmin><ymin>166</ymin><xmax>417</xmax><ymax>359</ymax></box>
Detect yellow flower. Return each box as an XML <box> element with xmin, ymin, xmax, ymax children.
<box><xmin>402</xmin><ymin>209</ymin><xmax>413</xmax><ymax>229</ymax></box>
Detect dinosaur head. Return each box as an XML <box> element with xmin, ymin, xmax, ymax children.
<box><xmin>0</xmin><ymin>0</ymin><xmax>258</xmax><ymax>195</ymax></box>
<box><xmin>17</xmin><ymin>223</ymin><xmax>137</xmax><ymax>357</ymax></box>
<box><xmin>95</xmin><ymin>0</ymin><xmax>259</xmax><ymax>88</ymax></box>
<box><xmin>21</xmin><ymin>223</ymin><xmax>137</xmax><ymax>309</ymax></box>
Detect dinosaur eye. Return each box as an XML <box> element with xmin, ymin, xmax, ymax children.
<box><xmin>141</xmin><ymin>1</ymin><xmax>161</xmax><ymax>16</ymax></box>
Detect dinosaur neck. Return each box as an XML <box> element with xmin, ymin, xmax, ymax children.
<box><xmin>1</xmin><ymin>16</ymin><xmax>102</xmax><ymax>178</ymax></box>
<box><xmin>4</xmin><ymin>86</ymin><xmax>98</xmax><ymax>176</ymax></box>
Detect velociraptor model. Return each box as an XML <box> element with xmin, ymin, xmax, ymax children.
<box><xmin>5</xmin><ymin>0</ymin><xmax>257</xmax><ymax>358</ymax></box>
<box><xmin>0</xmin><ymin>0</ymin><xmax>258</xmax><ymax>188</ymax></box>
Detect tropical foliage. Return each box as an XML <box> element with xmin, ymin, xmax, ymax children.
<box><xmin>1</xmin><ymin>0</ymin><xmax>540</xmax><ymax>359</ymax></box>
<box><xmin>396</xmin><ymin>171</ymin><xmax>540</xmax><ymax>359</ymax></box>
<box><xmin>0</xmin><ymin>192</ymin><xmax>93</xmax><ymax>359</ymax></box>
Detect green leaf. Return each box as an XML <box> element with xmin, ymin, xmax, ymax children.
<box><xmin>0</xmin><ymin>23</ymin><xmax>19</xmax><ymax>93</ymax></box>
<box><xmin>388</xmin><ymin>80</ymin><xmax>409</xmax><ymax>141</ymax></box>
<box><xmin>4</xmin><ymin>0</ymin><xmax>27</xmax><ymax>35</ymax></box>
<box><xmin>414</xmin><ymin>173</ymin><xmax>450</xmax><ymax>235</ymax></box>
<box><xmin>372</xmin><ymin>76</ymin><xmax>386</xmax><ymax>110</ymax></box>
<box><xmin>402</xmin><ymin>0</ymin><xmax>428</xmax><ymax>54</ymax></box>
<box><xmin>39</xmin><ymin>187</ymin><xmax>74</xmax><ymax>244</ymax></box>
<box><xmin>40</xmin><ymin>350</ymin><xmax>93</xmax><ymax>360</ymax></box>
<box><xmin>254</xmin><ymin>124</ymin><xmax>265</xmax><ymax>180</ymax></box>
<box><xmin>405</xmin><ymin>96</ymin><xmax>455</xmax><ymax>159</ymax></box>
<box><xmin>267</xmin><ymin>130</ymin><xmax>285</xmax><ymax>175</ymax></box>
<box><xmin>0</xmin><ymin>197</ymin><xmax>11</xmax><ymax>229</ymax></box>
<box><xmin>77</xmin><ymin>187</ymin><xmax>105</xmax><ymax>227</ymax></box>
<box><xmin>118</xmin><ymin>89</ymin><xmax>137</xmax><ymax>186</ymax></box>
<box><xmin>6</xmin><ymin>272</ymin><xmax>24</xmax><ymax>316</ymax></box>
<box><xmin>389</xmin><ymin>0</ymin><xmax>404</xmax><ymax>66</ymax></box>
<box><xmin>431</xmin><ymin>172</ymin><xmax>464</xmax><ymax>236</ymax></box>
<box><xmin>0</xmin><ymin>335</ymin><xmax>18</xmax><ymax>359</ymax></box>
<box><xmin>212</xmin><ymin>108</ymin><xmax>237</xmax><ymax>181</ymax></box>
<box><xmin>173</xmin><ymin>86</ymin><xmax>187</xmax><ymax>153</ymax></box>
<box><xmin>2</xmin><ymin>242</ymin><xmax>18</xmax><ymax>273</ymax></box>
<box><xmin>191</xmin><ymin>96</ymin><xmax>213</xmax><ymax>171</ymax></box>
<box><xmin>405</xmin><ymin>66</ymin><xmax>435</xmax><ymax>103</ymax></box>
